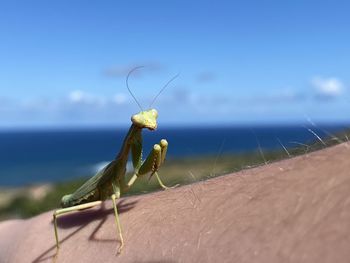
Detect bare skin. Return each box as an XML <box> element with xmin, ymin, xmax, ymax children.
<box><xmin>0</xmin><ymin>142</ymin><xmax>350</xmax><ymax>263</ymax></box>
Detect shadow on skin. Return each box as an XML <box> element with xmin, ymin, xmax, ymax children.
<box><xmin>56</xmin><ymin>199</ymin><xmax>137</xmax><ymax>229</ymax></box>
<box><xmin>32</xmin><ymin>199</ymin><xmax>137</xmax><ymax>263</ymax></box>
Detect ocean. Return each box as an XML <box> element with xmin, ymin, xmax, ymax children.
<box><xmin>0</xmin><ymin>125</ymin><xmax>346</xmax><ymax>186</ymax></box>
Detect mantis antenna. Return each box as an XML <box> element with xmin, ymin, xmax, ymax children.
<box><xmin>149</xmin><ymin>73</ymin><xmax>180</xmax><ymax>108</ymax></box>
<box><xmin>126</xmin><ymin>66</ymin><xmax>144</xmax><ymax>111</ymax></box>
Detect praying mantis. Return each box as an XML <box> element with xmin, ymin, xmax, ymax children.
<box><xmin>53</xmin><ymin>67</ymin><xmax>178</xmax><ymax>254</ymax></box>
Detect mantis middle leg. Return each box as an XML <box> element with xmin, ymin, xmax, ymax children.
<box><xmin>111</xmin><ymin>182</ymin><xmax>124</xmax><ymax>254</ymax></box>
<box><xmin>53</xmin><ymin>200</ymin><xmax>103</xmax><ymax>250</ymax></box>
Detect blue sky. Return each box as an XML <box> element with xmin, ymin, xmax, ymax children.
<box><xmin>0</xmin><ymin>0</ymin><xmax>349</xmax><ymax>128</ymax></box>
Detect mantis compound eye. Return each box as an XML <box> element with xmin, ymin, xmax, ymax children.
<box><xmin>151</xmin><ymin>109</ymin><xmax>158</xmax><ymax>118</ymax></box>
<box><xmin>131</xmin><ymin>114</ymin><xmax>141</xmax><ymax>125</ymax></box>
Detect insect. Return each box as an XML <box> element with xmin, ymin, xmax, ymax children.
<box><xmin>53</xmin><ymin>67</ymin><xmax>178</xmax><ymax>254</ymax></box>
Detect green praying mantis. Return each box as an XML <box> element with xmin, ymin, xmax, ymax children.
<box><xmin>53</xmin><ymin>67</ymin><xmax>178</xmax><ymax>254</ymax></box>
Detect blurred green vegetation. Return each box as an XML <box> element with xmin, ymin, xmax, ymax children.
<box><xmin>0</xmin><ymin>128</ymin><xmax>349</xmax><ymax>220</ymax></box>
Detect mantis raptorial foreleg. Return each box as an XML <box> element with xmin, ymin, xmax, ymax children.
<box><xmin>156</xmin><ymin>139</ymin><xmax>178</xmax><ymax>189</ymax></box>
<box><xmin>154</xmin><ymin>172</ymin><xmax>172</xmax><ymax>190</ymax></box>
<box><xmin>53</xmin><ymin>200</ymin><xmax>103</xmax><ymax>250</ymax></box>
<box><xmin>159</xmin><ymin>139</ymin><xmax>168</xmax><ymax>164</ymax></box>
<box><xmin>126</xmin><ymin>139</ymin><xmax>172</xmax><ymax>190</ymax></box>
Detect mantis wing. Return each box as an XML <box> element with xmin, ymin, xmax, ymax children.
<box><xmin>69</xmin><ymin>160</ymin><xmax>120</xmax><ymax>203</ymax></box>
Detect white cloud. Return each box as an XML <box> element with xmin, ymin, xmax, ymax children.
<box><xmin>311</xmin><ymin>77</ymin><xmax>345</xmax><ymax>98</ymax></box>
<box><xmin>68</xmin><ymin>90</ymin><xmax>87</xmax><ymax>103</ymax></box>
<box><xmin>68</xmin><ymin>90</ymin><xmax>106</xmax><ymax>106</ymax></box>
<box><xmin>112</xmin><ymin>93</ymin><xmax>127</xmax><ymax>105</ymax></box>
<box><xmin>67</xmin><ymin>90</ymin><xmax>131</xmax><ymax>107</ymax></box>
<box><xmin>1</xmin><ymin>80</ymin><xmax>349</xmax><ymax>127</ymax></box>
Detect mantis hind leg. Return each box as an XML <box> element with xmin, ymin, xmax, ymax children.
<box><xmin>53</xmin><ymin>200</ymin><xmax>102</xmax><ymax>251</ymax></box>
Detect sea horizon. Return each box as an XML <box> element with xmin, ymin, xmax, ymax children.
<box><xmin>1</xmin><ymin>120</ymin><xmax>349</xmax><ymax>132</ymax></box>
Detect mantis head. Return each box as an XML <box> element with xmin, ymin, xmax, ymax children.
<box><xmin>126</xmin><ymin>67</ymin><xmax>178</xmax><ymax>131</ymax></box>
<box><xmin>131</xmin><ymin>109</ymin><xmax>158</xmax><ymax>130</ymax></box>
